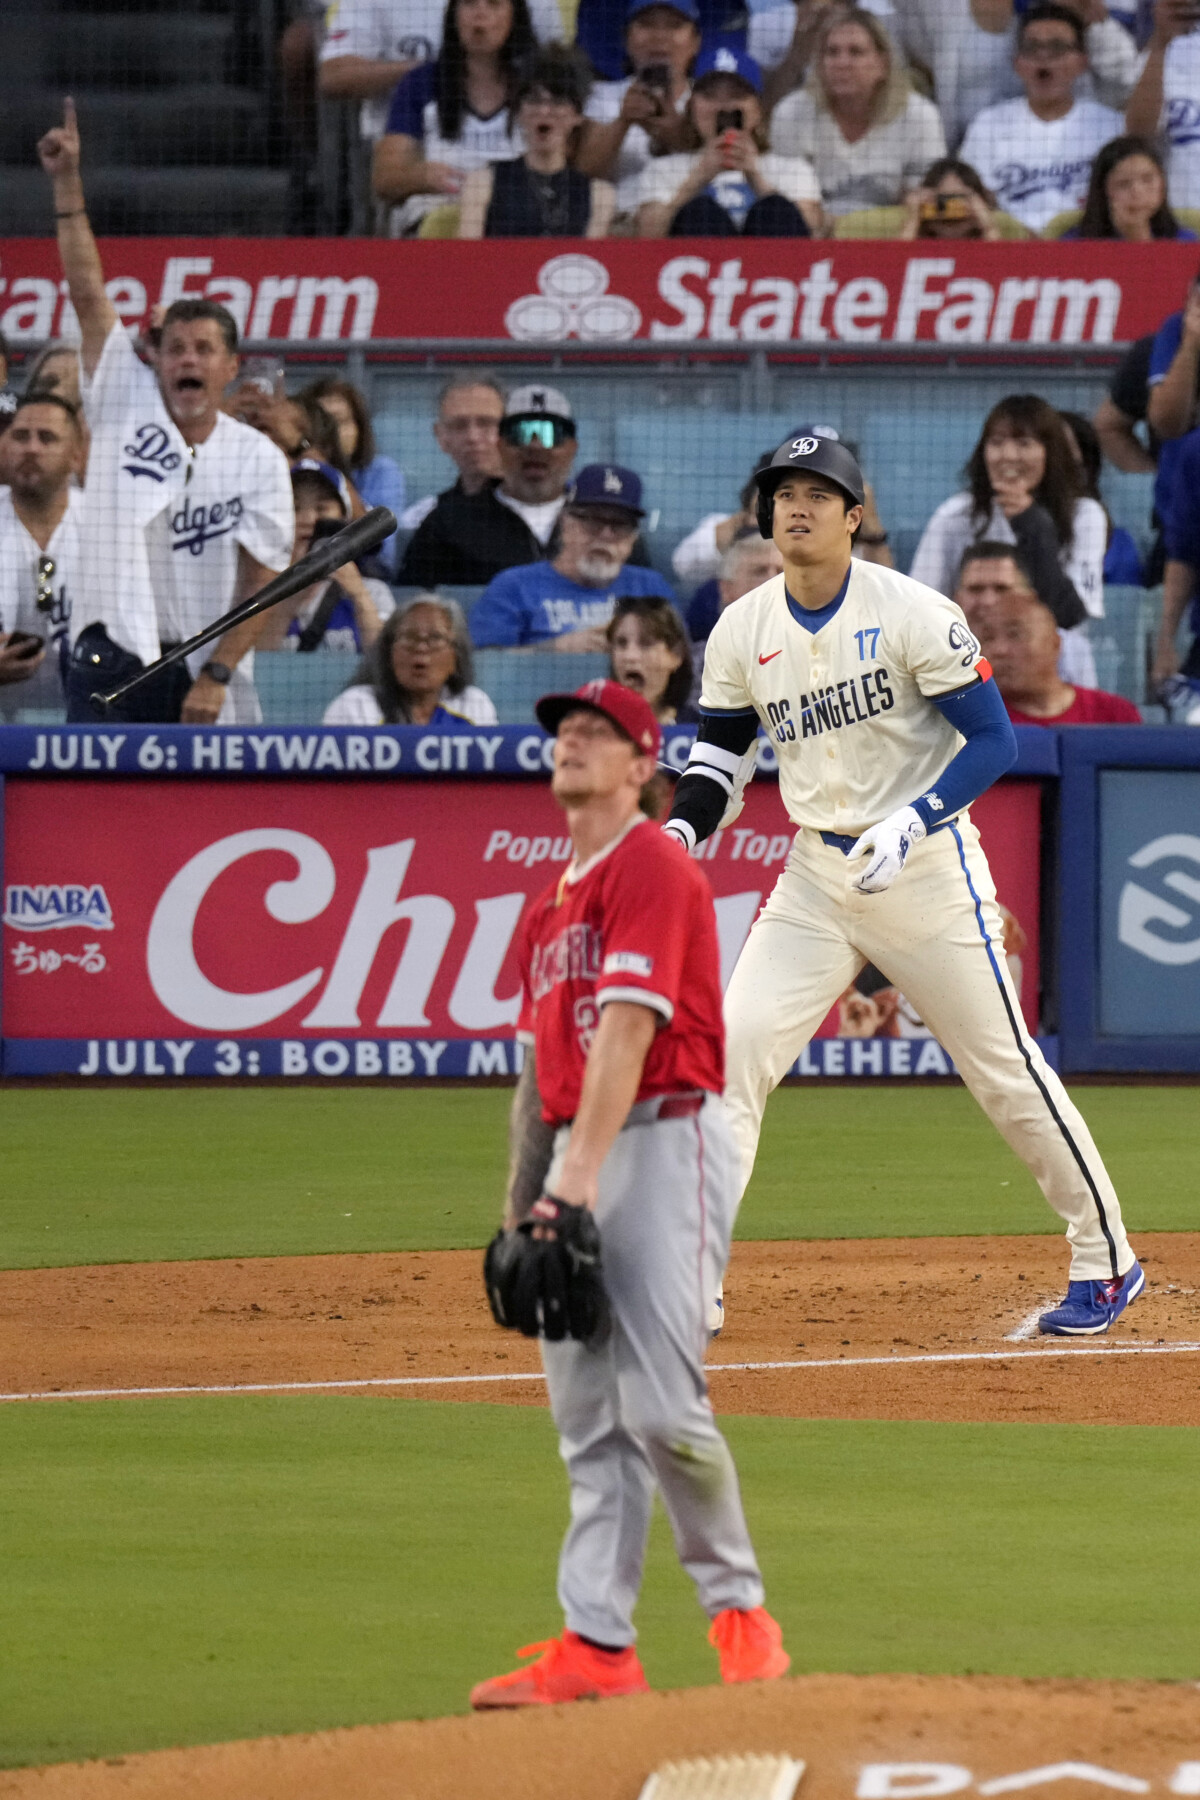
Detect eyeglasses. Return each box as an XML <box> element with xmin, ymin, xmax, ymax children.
<box><xmin>567</xmin><ymin>508</ymin><xmax>638</xmax><ymax>536</ymax></box>
<box><xmin>35</xmin><ymin>555</ymin><xmax>56</xmax><ymax>613</ymax></box>
<box><xmin>501</xmin><ymin>417</ymin><xmax>575</xmax><ymax>448</ymax></box>
<box><xmin>395</xmin><ymin>631</ymin><xmax>454</xmax><ymax>651</ymax></box>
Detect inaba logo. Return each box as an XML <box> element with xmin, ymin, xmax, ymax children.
<box><xmin>122</xmin><ymin>423</ymin><xmax>183</xmax><ymax>482</ymax></box>
<box><xmin>172</xmin><ymin>495</ymin><xmax>245</xmax><ymax>555</ymax></box>
<box><xmin>3</xmin><ymin>883</ymin><xmax>115</xmax><ymax>932</ymax></box>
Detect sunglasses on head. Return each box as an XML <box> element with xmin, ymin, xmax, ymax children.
<box><xmin>35</xmin><ymin>555</ymin><xmax>56</xmax><ymax>612</ymax></box>
<box><xmin>501</xmin><ymin>416</ymin><xmax>575</xmax><ymax>448</ymax></box>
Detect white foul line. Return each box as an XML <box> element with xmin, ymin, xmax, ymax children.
<box><xmin>2</xmin><ymin>1341</ymin><xmax>1199</xmax><ymax>1405</ymax></box>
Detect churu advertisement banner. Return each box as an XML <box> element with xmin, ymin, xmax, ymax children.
<box><xmin>0</xmin><ymin>237</ymin><xmax>1192</xmax><ymax>349</ymax></box>
<box><xmin>1</xmin><ymin>775</ymin><xmax>1042</xmax><ymax>1079</ymax></box>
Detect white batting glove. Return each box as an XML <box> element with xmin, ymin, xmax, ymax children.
<box><xmin>846</xmin><ymin>805</ymin><xmax>926</xmax><ymax>895</ymax></box>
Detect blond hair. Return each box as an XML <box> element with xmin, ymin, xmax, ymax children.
<box><xmin>806</xmin><ymin>8</ymin><xmax>910</xmax><ymax>129</ymax></box>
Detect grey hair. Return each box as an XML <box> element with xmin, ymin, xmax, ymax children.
<box><xmin>357</xmin><ymin>592</ymin><xmax>475</xmax><ymax>721</ymax></box>
<box><xmin>437</xmin><ymin>372</ymin><xmax>507</xmax><ymax>414</ymax></box>
<box><xmin>719</xmin><ymin>533</ymin><xmax>775</xmax><ymax>581</ymax></box>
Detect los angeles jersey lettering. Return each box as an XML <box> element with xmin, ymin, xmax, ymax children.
<box><xmin>517</xmin><ymin>817</ymin><xmax>724</xmax><ymax>1126</ymax></box>
<box><xmin>701</xmin><ymin>561</ymin><xmax>989</xmax><ymax>837</ymax></box>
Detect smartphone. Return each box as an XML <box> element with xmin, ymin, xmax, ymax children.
<box><xmin>639</xmin><ymin>61</ymin><xmax>671</xmax><ymax>91</ymax></box>
<box><xmin>715</xmin><ymin>107</ymin><xmax>744</xmax><ymax>134</ymax></box>
<box><xmin>241</xmin><ymin>355</ymin><xmax>286</xmax><ymax>398</ymax></box>
<box><xmin>920</xmin><ymin>194</ymin><xmax>973</xmax><ymax>221</ymax></box>
<box><xmin>6</xmin><ymin>631</ymin><xmax>45</xmax><ymax>655</ymax></box>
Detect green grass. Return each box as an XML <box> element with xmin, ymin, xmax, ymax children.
<box><xmin>0</xmin><ymin>1086</ymin><xmax>1193</xmax><ymax>1270</ymax></box>
<box><xmin>2</xmin><ymin>1396</ymin><xmax>1198</xmax><ymax>1768</ymax></box>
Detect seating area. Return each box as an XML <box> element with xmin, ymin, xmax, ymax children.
<box><xmin>0</xmin><ymin>0</ymin><xmax>287</xmax><ymax>236</ymax></box>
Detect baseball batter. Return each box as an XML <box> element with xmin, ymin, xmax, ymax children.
<box><xmin>473</xmin><ymin>678</ymin><xmax>788</xmax><ymax>1709</ymax></box>
<box><xmin>665</xmin><ymin>437</ymin><xmax>1143</xmax><ymax>1339</ymax></box>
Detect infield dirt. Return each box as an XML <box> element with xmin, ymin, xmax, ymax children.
<box><xmin>3</xmin><ymin>1232</ymin><xmax>1198</xmax><ymax>1425</ymax></box>
<box><xmin>2</xmin><ymin>1672</ymin><xmax>1197</xmax><ymax>1800</ymax></box>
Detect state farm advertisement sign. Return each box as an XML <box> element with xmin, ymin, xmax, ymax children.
<box><xmin>1</xmin><ymin>776</ymin><xmax>1041</xmax><ymax>1078</ymax></box>
<box><xmin>0</xmin><ymin>238</ymin><xmax>1185</xmax><ymax>348</ymax></box>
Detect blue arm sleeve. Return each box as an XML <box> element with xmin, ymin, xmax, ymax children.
<box><xmin>911</xmin><ymin>678</ymin><xmax>1017</xmax><ymax>834</ymax></box>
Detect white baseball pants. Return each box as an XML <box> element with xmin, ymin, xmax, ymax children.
<box><xmin>722</xmin><ymin>816</ymin><xmax>1135</xmax><ymax>1283</ymax></box>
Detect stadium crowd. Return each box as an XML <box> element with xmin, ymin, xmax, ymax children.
<box><xmin>309</xmin><ymin>0</ymin><xmax>1200</xmax><ymax>243</ymax></box>
<box><xmin>0</xmin><ymin>58</ymin><xmax>1198</xmax><ymax>729</ymax></box>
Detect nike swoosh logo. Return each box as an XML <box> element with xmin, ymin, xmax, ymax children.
<box><xmin>758</xmin><ymin>650</ymin><xmax>782</xmax><ymax>664</ymax></box>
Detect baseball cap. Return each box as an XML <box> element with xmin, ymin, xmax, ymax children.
<box><xmin>291</xmin><ymin>456</ymin><xmax>351</xmax><ymax>513</ymax></box>
<box><xmin>536</xmin><ymin>677</ymin><xmax>662</xmax><ymax>760</ymax></box>
<box><xmin>757</xmin><ymin>434</ymin><xmax>866</xmax><ymax>510</ymax></box>
<box><xmin>627</xmin><ymin>0</ymin><xmax>701</xmax><ymax>21</ymax></box>
<box><xmin>565</xmin><ymin>463</ymin><xmax>645</xmax><ymax>518</ymax></box>
<box><xmin>503</xmin><ymin>383</ymin><xmax>574</xmax><ymax>426</ymax></box>
<box><xmin>692</xmin><ymin>45</ymin><xmax>763</xmax><ymax>93</ymax></box>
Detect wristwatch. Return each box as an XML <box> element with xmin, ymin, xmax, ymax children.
<box><xmin>200</xmin><ymin>660</ymin><xmax>233</xmax><ymax>684</ymax></box>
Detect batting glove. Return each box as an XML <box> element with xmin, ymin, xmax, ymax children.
<box><xmin>846</xmin><ymin>805</ymin><xmax>926</xmax><ymax>895</ymax></box>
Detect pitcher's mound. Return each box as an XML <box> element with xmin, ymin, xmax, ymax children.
<box><xmin>3</xmin><ymin>1673</ymin><xmax>1197</xmax><ymax>1800</ymax></box>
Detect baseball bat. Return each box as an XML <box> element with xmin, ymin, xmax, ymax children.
<box><xmin>90</xmin><ymin>505</ymin><xmax>397</xmax><ymax>709</ymax></box>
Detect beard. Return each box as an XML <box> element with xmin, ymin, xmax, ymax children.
<box><xmin>577</xmin><ymin>547</ymin><xmax>623</xmax><ymax>586</ymax></box>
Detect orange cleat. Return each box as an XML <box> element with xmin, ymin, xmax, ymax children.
<box><xmin>470</xmin><ymin>1631</ymin><xmax>650</xmax><ymax>1710</ymax></box>
<box><xmin>708</xmin><ymin>1607</ymin><xmax>791</xmax><ymax>1684</ymax></box>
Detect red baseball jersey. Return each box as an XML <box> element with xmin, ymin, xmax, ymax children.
<box><xmin>1006</xmin><ymin>688</ymin><xmax>1142</xmax><ymax>726</ymax></box>
<box><xmin>517</xmin><ymin>816</ymin><xmax>725</xmax><ymax>1126</ymax></box>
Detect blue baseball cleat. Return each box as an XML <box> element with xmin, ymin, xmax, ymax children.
<box><xmin>1038</xmin><ymin>1261</ymin><xmax>1145</xmax><ymax>1336</ymax></box>
<box><xmin>708</xmin><ymin>1287</ymin><xmax>725</xmax><ymax>1339</ymax></box>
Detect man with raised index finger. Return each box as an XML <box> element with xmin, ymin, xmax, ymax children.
<box><xmin>38</xmin><ymin>99</ymin><xmax>293</xmax><ymax>724</ymax></box>
<box><xmin>665</xmin><ymin>434</ymin><xmax>1144</xmax><ymax>1339</ymax></box>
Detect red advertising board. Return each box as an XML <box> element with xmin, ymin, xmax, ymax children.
<box><xmin>1</xmin><ymin>776</ymin><xmax>1040</xmax><ymax>1077</ymax></box>
<box><xmin>0</xmin><ymin>237</ymin><xmax>1182</xmax><ymax>348</ymax></box>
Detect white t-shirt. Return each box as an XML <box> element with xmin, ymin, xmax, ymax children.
<box><xmin>636</xmin><ymin>150</ymin><xmax>821</xmax><ymax>223</ymax></box>
<box><xmin>768</xmin><ymin>89</ymin><xmax>946</xmax><ymax>214</ymax></box>
<box><xmin>383</xmin><ymin>61</ymin><xmax>525</xmax><ymax>234</ymax></box>
<box><xmin>493</xmin><ymin>489</ymin><xmax>564</xmax><ymax>546</ymax></box>
<box><xmin>584</xmin><ymin>79</ymin><xmax>691</xmax><ymax>215</ymax></box>
<box><xmin>958</xmin><ymin>95</ymin><xmax>1123</xmax><ymax>233</ymax></box>
<box><xmin>318</xmin><ymin>0</ymin><xmax>563</xmax><ymax>140</ymax></box>
<box><xmin>0</xmin><ymin>486</ymin><xmax>83</xmax><ymax>720</ymax></box>
<box><xmin>909</xmin><ymin>491</ymin><xmax>1108</xmax><ymax>617</ymax></box>
<box><xmin>323</xmin><ymin>681</ymin><xmax>498</xmax><ymax>724</ymax></box>
<box><xmin>1148</xmin><ymin>30</ymin><xmax>1200</xmax><ymax>211</ymax></box>
<box><xmin>890</xmin><ymin>0</ymin><xmax>1019</xmax><ymax>148</ymax></box>
<box><xmin>78</xmin><ymin>325</ymin><xmax>294</xmax><ymax>724</ymax></box>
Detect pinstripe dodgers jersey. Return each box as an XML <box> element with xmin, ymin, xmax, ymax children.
<box><xmin>698</xmin><ymin>560</ymin><xmax>989</xmax><ymax>837</ymax></box>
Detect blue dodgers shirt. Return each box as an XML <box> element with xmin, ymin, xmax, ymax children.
<box><xmin>469</xmin><ymin>560</ymin><xmax>677</xmax><ymax>647</ymax></box>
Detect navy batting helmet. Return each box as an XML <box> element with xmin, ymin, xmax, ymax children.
<box><xmin>755</xmin><ymin>435</ymin><xmax>866</xmax><ymax>537</ymax></box>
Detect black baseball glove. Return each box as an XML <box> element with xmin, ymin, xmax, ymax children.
<box><xmin>483</xmin><ymin>1195</ymin><xmax>610</xmax><ymax>1345</ymax></box>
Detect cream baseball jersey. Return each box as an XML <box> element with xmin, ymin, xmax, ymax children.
<box><xmin>697</xmin><ymin>559</ymin><xmax>989</xmax><ymax>837</ymax></box>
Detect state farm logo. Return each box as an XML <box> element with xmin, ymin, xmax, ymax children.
<box><xmin>505</xmin><ymin>255</ymin><xmax>642</xmax><ymax>343</ymax></box>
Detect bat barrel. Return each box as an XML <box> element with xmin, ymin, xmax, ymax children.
<box><xmin>91</xmin><ymin>506</ymin><xmax>397</xmax><ymax>710</ymax></box>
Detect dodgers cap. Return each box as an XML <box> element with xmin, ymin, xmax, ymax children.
<box><xmin>627</xmin><ymin>0</ymin><xmax>701</xmax><ymax>20</ymax></box>
<box><xmin>536</xmin><ymin>677</ymin><xmax>662</xmax><ymax>761</ymax></box>
<box><xmin>291</xmin><ymin>456</ymin><xmax>351</xmax><ymax>513</ymax></box>
<box><xmin>566</xmin><ymin>463</ymin><xmax>645</xmax><ymax>517</ymax></box>
<box><xmin>692</xmin><ymin>45</ymin><xmax>763</xmax><ymax>93</ymax></box>
<box><xmin>756</xmin><ymin>433</ymin><xmax>866</xmax><ymax>529</ymax></box>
